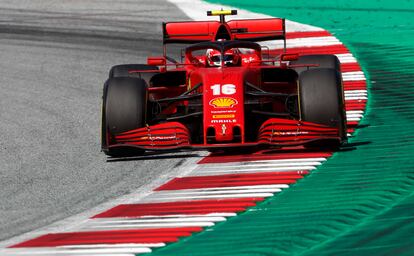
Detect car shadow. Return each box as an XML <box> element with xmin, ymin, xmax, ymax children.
<box><xmin>106</xmin><ymin>151</ymin><xmax>202</xmax><ymax>162</ymax></box>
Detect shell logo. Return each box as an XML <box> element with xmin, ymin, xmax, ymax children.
<box><xmin>209</xmin><ymin>97</ymin><xmax>238</xmax><ymax>108</ymax></box>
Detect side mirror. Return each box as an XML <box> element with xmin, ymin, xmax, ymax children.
<box><xmin>280</xmin><ymin>53</ymin><xmax>299</xmax><ymax>61</ymax></box>
<box><xmin>147</xmin><ymin>56</ymin><xmax>166</xmax><ymax>66</ymax></box>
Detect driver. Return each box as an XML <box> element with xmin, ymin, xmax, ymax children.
<box><xmin>206</xmin><ymin>48</ymin><xmax>241</xmax><ymax>67</ymax></box>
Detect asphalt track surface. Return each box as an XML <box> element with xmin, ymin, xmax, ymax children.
<box><xmin>0</xmin><ymin>0</ymin><xmax>197</xmax><ymax>242</ymax></box>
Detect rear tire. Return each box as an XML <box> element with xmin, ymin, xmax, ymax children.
<box><xmin>299</xmin><ymin>68</ymin><xmax>347</xmax><ymax>147</ymax></box>
<box><xmin>101</xmin><ymin>77</ymin><xmax>148</xmax><ymax>157</ymax></box>
<box><xmin>291</xmin><ymin>54</ymin><xmax>340</xmax><ymax>74</ymax></box>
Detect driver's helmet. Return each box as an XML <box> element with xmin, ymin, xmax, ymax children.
<box><xmin>206</xmin><ymin>48</ymin><xmax>240</xmax><ymax>67</ymax></box>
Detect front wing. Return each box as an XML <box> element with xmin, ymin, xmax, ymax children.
<box><xmin>107</xmin><ymin>118</ymin><xmax>341</xmax><ymax>151</ymax></box>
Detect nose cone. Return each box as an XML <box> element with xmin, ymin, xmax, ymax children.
<box><xmin>202</xmin><ymin>67</ymin><xmax>245</xmax><ymax>143</ymax></box>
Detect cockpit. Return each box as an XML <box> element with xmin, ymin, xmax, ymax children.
<box><xmin>184</xmin><ymin>40</ymin><xmax>262</xmax><ymax>67</ymax></box>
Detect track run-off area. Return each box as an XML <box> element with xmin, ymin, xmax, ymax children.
<box><xmin>1</xmin><ymin>0</ymin><xmax>413</xmax><ymax>255</ymax></box>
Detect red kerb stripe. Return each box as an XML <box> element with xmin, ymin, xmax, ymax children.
<box><xmin>93</xmin><ymin>198</ymin><xmax>264</xmax><ymax>218</ymax></box>
<box><xmin>10</xmin><ymin>227</ymin><xmax>203</xmax><ymax>248</ymax></box>
<box><xmin>344</xmin><ymin>80</ymin><xmax>367</xmax><ymax>90</ymax></box>
<box><xmin>341</xmin><ymin>63</ymin><xmax>362</xmax><ymax>72</ymax></box>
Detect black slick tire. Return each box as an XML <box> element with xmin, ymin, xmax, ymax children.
<box><xmin>298</xmin><ymin>68</ymin><xmax>347</xmax><ymax>147</ymax></box>
<box><xmin>101</xmin><ymin>77</ymin><xmax>148</xmax><ymax>157</ymax></box>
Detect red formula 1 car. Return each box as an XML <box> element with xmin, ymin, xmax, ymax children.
<box><xmin>101</xmin><ymin>10</ymin><xmax>347</xmax><ymax>157</ymax></box>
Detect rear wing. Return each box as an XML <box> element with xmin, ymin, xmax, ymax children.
<box><xmin>162</xmin><ymin>18</ymin><xmax>285</xmax><ymax>44</ymax></box>
<box><xmin>228</xmin><ymin>18</ymin><xmax>285</xmax><ymax>42</ymax></box>
<box><xmin>163</xmin><ymin>21</ymin><xmax>221</xmax><ymax>44</ymax></box>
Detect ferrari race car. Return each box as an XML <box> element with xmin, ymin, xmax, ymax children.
<box><xmin>101</xmin><ymin>10</ymin><xmax>347</xmax><ymax>156</ymax></box>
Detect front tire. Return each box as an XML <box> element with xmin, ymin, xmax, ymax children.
<box><xmin>102</xmin><ymin>77</ymin><xmax>148</xmax><ymax>157</ymax></box>
<box><xmin>299</xmin><ymin>68</ymin><xmax>347</xmax><ymax>146</ymax></box>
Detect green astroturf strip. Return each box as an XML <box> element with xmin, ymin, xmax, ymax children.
<box><xmin>146</xmin><ymin>1</ymin><xmax>414</xmax><ymax>255</ymax></box>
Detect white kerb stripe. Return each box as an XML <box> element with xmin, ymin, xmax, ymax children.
<box><xmin>347</xmin><ymin>110</ymin><xmax>364</xmax><ymax>115</ymax></box>
<box><xmin>336</xmin><ymin>54</ymin><xmax>357</xmax><ymax>63</ymax></box>
<box><xmin>345</xmin><ymin>93</ymin><xmax>367</xmax><ymax>98</ymax></box>
<box><xmin>194</xmin><ymin>166</ymin><xmax>316</xmax><ymax>174</ymax></box>
<box><xmin>345</xmin><ymin>90</ymin><xmax>367</xmax><ymax>94</ymax></box>
<box><xmin>81</xmin><ymin>222</ymin><xmax>215</xmax><ymax>230</ymax></box>
<box><xmin>346</xmin><ymin>114</ymin><xmax>363</xmax><ymax>118</ymax></box>
<box><xmin>140</xmin><ymin>192</ymin><xmax>275</xmax><ymax>201</ymax></box>
<box><xmin>200</xmin><ymin>157</ymin><xmax>327</xmax><ymax>166</ymax></box>
<box><xmin>343</xmin><ymin>71</ymin><xmax>365</xmax><ymax>76</ymax></box>
<box><xmin>346</xmin><ymin>94</ymin><xmax>367</xmax><ymax>98</ymax></box>
<box><xmin>347</xmin><ymin>118</ymin><xmax>362</xmax><ymax>121</ymax></box>
<box><xmin>3</xmin><ymin>247</ymin><xmax>151</xmax><ymax>254</ymax></box>
<box><xmin>163</xmin><ymin>184</ymin><xmax>290</xmax><ymax>191</ymax></box>
<box><xmin>343</xmin><ymin>77</ymin><xmax>366</xmax><ymax>82</ymax></box>
<box><xmin>345</xmin><ymin>96</ymin><xmax>368</xmax><ymax>100</ymax></box>
<box><xmin>200</xmin><ymin>161</ymin><xmax>322</xmax><ymax>169</ymax></box>
<box><xmin>138</xmin><ymin>213</ymin><xmax>238</xmax><ymax>218</ymax></box>
<box><xmin>2</xmin><ymin>252</ymin><xmax>135</xmax><ymax>256</ymax></box>
<box><xmin>345</xmin><ymin>91</ymin><xmax>367</xmax><ymax>94</ymax></box>
<box><xmin>58</xmin><ymin>243</ymin><xmax>166</xmax><ymax>248</ymax></box>
<box><xmin>148</xmin><ymin>188</ymin><xmax>282</xmax><ymax>196</ymax></box>
<box><xmin>342</xmin><ymin>73</ymin><xmax>366</xmax><ymax>81</ymax></box>
<box><xmin>88</xmin><ymin>216</ymin><xmax>226</xmax><ymax>224</ymax></box>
